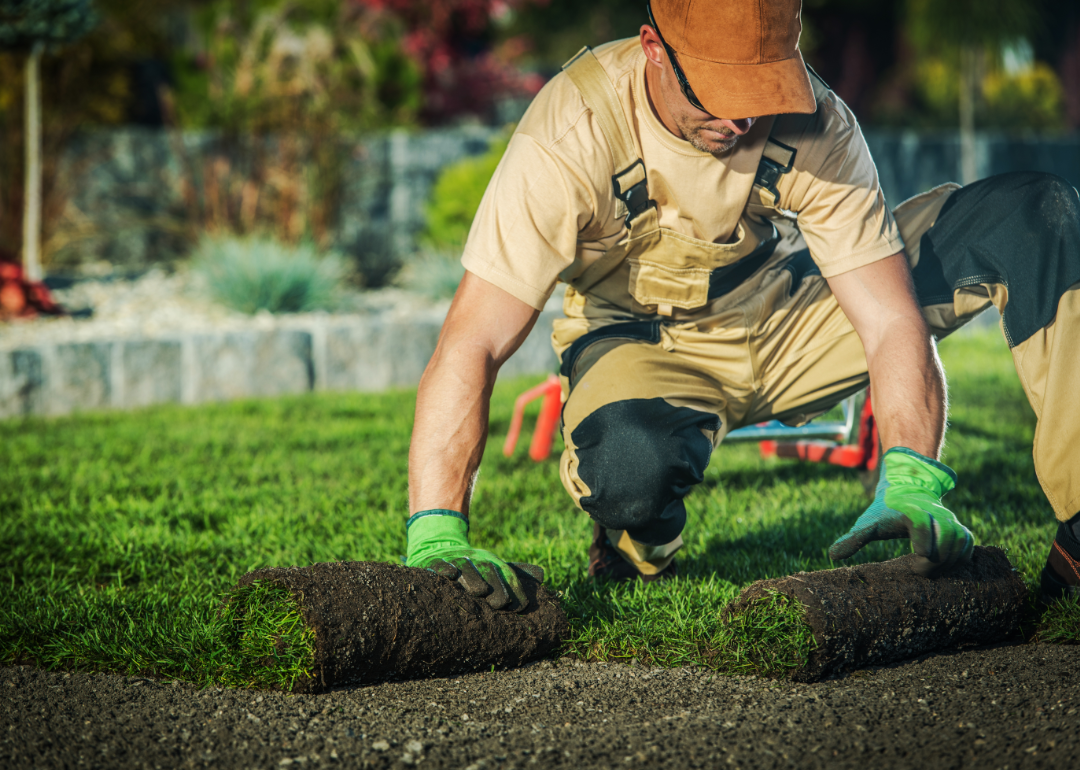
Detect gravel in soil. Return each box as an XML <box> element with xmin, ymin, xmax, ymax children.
<box><xmin>3</xmin><ymin>643</ymin><xmax>1076</xmax><ymax>769</ymax></box>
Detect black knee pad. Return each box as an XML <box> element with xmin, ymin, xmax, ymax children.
<box><xmin>922</xmin><ymin>171</ymin><xmax>1080</xmax><ymax>346</ymax></box>
<box><xmin>571</xmin><ymin>397</ymin><xmax>720</xmax><ymax>546</ymax></box>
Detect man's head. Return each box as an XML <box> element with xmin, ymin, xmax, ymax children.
<box><xmin>640</xmin><ymin>0</ymin><xmax>816</xmax><ymax>155</ymax></box>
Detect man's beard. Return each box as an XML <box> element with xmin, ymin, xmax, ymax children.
<box><xmin>677</xmin><ymin>115</ymin><xmax>740</xmax><ymax>155</ymax></box>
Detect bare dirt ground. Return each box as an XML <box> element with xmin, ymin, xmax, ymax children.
<box><xmin>2</xmin><ymin>643</ymin><xmax>1077</xmax><ymax>770</ymax></box>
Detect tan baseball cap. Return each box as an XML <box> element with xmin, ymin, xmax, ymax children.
<box><xmin>649</xmin><ymin>0</ymin><xmax>817</xmax><ymax>119</ymax></box>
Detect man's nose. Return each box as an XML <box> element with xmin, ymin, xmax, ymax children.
<box><xmin>719</xmin><ymin>117</ymin><xmax>755</xmax><ymax>135</ymax></box>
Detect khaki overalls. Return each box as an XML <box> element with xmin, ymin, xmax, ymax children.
<box><xmin>551</xmin><ymin>49</ymin><xmax>1080</xmax><ymax>575</ymax></box>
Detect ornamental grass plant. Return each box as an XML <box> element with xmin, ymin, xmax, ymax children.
<box><xmin>193</xmin><ymin>234</ymin><xmax>348</xmax><ymax>314</ymax></box>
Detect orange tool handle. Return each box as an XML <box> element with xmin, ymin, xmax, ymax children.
<box><xmin>529</xmin><ymin>378</ymin><xmax>564</xmax><ymax>461</ymax></box>
<box><xmin>503</xmin><ymin>375</ymin><xmax>563</xmax><ymax>459</ymax></box>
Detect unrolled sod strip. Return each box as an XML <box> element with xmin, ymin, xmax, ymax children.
<box><xmin>230</xmin><ymin>561</ymin><xmax>568</xmax><ymax>693</ymax></box>
<box><xmin>723</xmin><ymin>545</ymin><xmax>1028</xmax><ymax>682</ymax></box>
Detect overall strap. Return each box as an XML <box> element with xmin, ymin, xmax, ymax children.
<box><xmin>562</xmin><ymin>47</ymin><xmax>654</xmax><ymax>227</ymax></box>
<box><xmin>751</xmin><ymin>65</ymin><xmax>830</xmax><ymax>210</ymax></box>
<box><xmin>753</xmin><ymin>137</ymin><xmax>797</xmax><ymax>209</ymax></box>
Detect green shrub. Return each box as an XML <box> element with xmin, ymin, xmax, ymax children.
<box><xmin>421</xmin><ymin>132</ymin><xmax>511</xmax><ymax>250</ymax></box>
<box><xmin>193</xmin><ymin>234</ymin><xmax>347</xmax><ymax>314</ymax></box>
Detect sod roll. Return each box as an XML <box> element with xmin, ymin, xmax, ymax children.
<box><xmin>231</xmin><ymin>561</ymin><xmax>568</xmax><ymax>693</ymax></box>
<box><xmin>724</xmin><ymin>546</ymin><xmax>1028</xmax><ymax>682</ymax></box>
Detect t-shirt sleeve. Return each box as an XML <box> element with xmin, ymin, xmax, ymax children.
<box><xmin>775</xmin><ymin>94</ymin><xmax>905</xmax><ymax>278</ymax></box>
<box><xmin>461</xmin><ymin>131</ymin><xmax>596</xmax><ymax>310</ymax></box>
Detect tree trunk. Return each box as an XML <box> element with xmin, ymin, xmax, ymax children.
<box><xmin>959</xmin><ymin>44</ymin><xmax>979</xmax><ymax>185</ymax></box>
<box><xmin>22</xmin><ymin>43</ymin><xmax>44</xmax><ymax>282</ymax></box>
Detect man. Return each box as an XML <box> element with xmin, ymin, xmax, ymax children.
<box><xmin>405</xmin><ymin>0</ymin><xmax>1080</xmax><ymax>611</ymax></box>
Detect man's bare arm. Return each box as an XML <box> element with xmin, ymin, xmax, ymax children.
<box><xmin>825</xmin><ymin>252</ymin><xmax>946</xmax><ymax>458</ymax></box>
<box><xmin>408</xmin><ymin>270</ymin><xmax>541</xmax><ymax>517</ymax></box>
<box><xmin>825</xmin><ymin>252</ymin><xmax>973</xmax><ymax>570</ymax></box>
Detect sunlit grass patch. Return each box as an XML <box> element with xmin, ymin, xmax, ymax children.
<box><xmin>0</xmin><ymin>325</ymin><xmax>1072</xmax><ymax>688</ymax></box>
<box><xmin>217</xmin><ymin>580</ymin><xmax>316</xmax><ymax>690</ymax></box>
<box><xmin>1036</xmin><ymin>596</ymin><xmax>1080</xmax><ymax>644</ymax></box>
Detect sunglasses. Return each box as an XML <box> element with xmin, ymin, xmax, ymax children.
<box><xmin>647</xmin><ymin>1</ymin><xmax>709</xmax><ymax>113</ymax></box>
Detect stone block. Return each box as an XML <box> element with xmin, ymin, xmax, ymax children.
<box><xmin>48</xmin><ymin>342</ymin><xmax>113</xmax><ymax>415</ymax></box>
<box><xmin>323</xmin><ymin>309</ymin><xmax>557</xmax><ymax>393</ymax></box>
<box><xmin>0</xmin><ymin>349</ymin><xmax>44</xmax><ymax>418</ymax></box>
<box><xmin>120</xmin><ymin>339</ymin><xmax>183</xmax><ymax>408</ymax></box>
<box><xmin>188</xmin><ymin>330</ymin><xmax>313</xmax><ymax>403</ymax></box>
<box><xmin>325</xmin><ymin>316</ymin><xmax>442</xmax><ymax>392</ymax></box>
<box><xmin>498</xmin><ymin>310</ymin><xmax>560</xmax><ymax>378</ymax></box>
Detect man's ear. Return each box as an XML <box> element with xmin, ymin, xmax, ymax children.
<box><xmin>639</xmin><ymin>25</ymin><xmax>665</xmax><ymax>68</ymax></box>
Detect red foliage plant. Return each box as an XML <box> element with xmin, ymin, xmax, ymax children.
<box><xmin>351</xmin><ymin>0</ymin><xmax>549</xmax><ymax>123</ymax></box>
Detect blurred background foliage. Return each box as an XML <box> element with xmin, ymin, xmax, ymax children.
<box><xmin>1</xmin><ymin>0</ymin><xmax>1072</xmax><ymax>147</ymax></box>
<box><xmin>421</xmin><ymin>130</ymin><xmax>510</xmax><ymax>251</ymax></box>
<box><xmin>1</xmin><ymin>0</ymin><xmax>1078</xmax><ymax>281</ymax></box>
<box><xmin>168</xmin><ymin>0</ymin><xmax>423</xmax><ymax>133</ymax></box>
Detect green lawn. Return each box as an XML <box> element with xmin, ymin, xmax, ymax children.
<box><xmin>1</xmin><ymin>327</ymin><xmax>1075</xmax><ymax>686</ymax></box>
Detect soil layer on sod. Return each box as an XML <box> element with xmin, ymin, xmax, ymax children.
<box><xmin>233</xmin><ymin>561</ymin><xmax>567</xmax><ymax>692</ymax></box>
<box><xmin>3</xmin><ymin>643</ymin><xmax>1077</xmax><ymax>770</ymax></box>
<box><xmin>726</xmin><ymin>546</ymin><xmax>1028</xmax><ymax>682</ymax></box>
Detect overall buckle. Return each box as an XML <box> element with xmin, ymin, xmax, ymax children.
<box><xmin>612</xmin><ymin>159</ymin><xmax>655</xmax><ymax>228</ymax></box>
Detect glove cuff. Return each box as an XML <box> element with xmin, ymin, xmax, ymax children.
<box><xmin>406</xmin><ymin>509</ymin><xmax>469</xmax><ymax>530</ymax></box>
<box><xmin>882</xmin><ymin>447</ymin><xmax>957</xmax><ymax>494</ymax></box>
<box><xmin>405</xmin><ymin>510</ymin><xmax>469</xmax><ymax>565</ymax></box>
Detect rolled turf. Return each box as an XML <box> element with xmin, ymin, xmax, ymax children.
<box><xmin>723</xmin><ymin>545</ymin><xmax>1028</xmax><ymax>682</ymax></box>
<box><xmin>227</xmin><ymin>561</ymin><xmax>568</xmax><ymax>693</ymax></box>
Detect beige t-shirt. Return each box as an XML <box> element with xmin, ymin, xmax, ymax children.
<box><xmin>461</xmin><ymin>38</ymin><xmax>903</xmax><ymax>311</ymax></box>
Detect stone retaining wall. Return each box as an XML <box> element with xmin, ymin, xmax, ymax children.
<box><xmin>0</xmin><ymin>310</ymin><xmax>561</xmax><ymax>419</ymax></box>
<box><xmin>52</xmin><ymin>128</ymin><xmax>1080</xmax><ymax>274</ymax></box>
<box><xmin>54</xmin><ymin>127</ymin><xmax>502</xmax><ymax>279</ymax></box>
<box><xmin>0</xmin><ymin>306</ymin><xmax>1003</xmax><ymax>420</ymax></box>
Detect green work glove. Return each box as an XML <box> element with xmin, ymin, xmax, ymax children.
<box><xmin>405</xmin><ymin>510</ymin><xmax>544</xmax><ymax>611</ymax></box>
<box><xmin>829</xmin><ymin>447</ymin><xmax>975</xmax><ymax>575</ymax></box>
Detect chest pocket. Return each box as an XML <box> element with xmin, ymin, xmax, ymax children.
<box><xmin>561</xmin><ymin>47</ymin><xmax>799</xmax><ymax>316</ymax></box>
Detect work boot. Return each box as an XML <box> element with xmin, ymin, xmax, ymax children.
<box><xmin>1040</xmin><ymin>514</ymin><xmax>1080</xmax><ymax>604</ymax></box>
<box><xmin>588</xmin><ymin>523</ymin><xmax>677</xmax><ymax>584</ymax></box>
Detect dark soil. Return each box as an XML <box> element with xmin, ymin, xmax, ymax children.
<box><xmin>236</xmin><ymin>561</ymin><xmax>567</xmax><ymax>693</ymax></box>
<box><xmin>728</xmin><ymin>546</ymin><xmax>1028</xmax><ymax>681</ymax></box>
<box><xmin>3</xmin><ymin>643</ymin><xmax>1077</xmax><ymax>769</ymax></box>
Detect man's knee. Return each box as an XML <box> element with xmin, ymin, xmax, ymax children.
<box><xmin>570</xmin><ymin>397</ymin><xmax>720</xmax><ymax>545</ymax></box>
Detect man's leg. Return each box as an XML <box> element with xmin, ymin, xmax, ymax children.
<box><xmin>741</xmin><ymin>173</ymin><xmax>1079</xmax><ymax>597</ymax></box>
<box><xmin>557</xmin><ymin>323</ymin><xmax>733</xmax><ymax>579</ymax></box>
<box><xmin>911</xmin><ymin>172</ymin><xmax>1080</xmax><ymax>601</ymax></box>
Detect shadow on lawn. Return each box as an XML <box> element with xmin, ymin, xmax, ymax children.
<box><xmin>698</xmin><ymin>455</ymin><xmax>856</xmax><ymax>493</ymax></box>
<box><xmin>685</xmin><ymin>505</ymin><xmax>861</xmax><ymax>584</ymax></box>
<box><xmin>947</xmin><ymin>419</ymin><xmax>1033</xmax><ymax>448</ymax></box>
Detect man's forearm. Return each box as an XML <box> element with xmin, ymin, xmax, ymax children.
<box><xmin>406</xmin><ymin>272</ymin><xmax>541</xmax><ymax>518</ymax></box>
<box><xmin>865</xmin><ymin>316</ymin><xmax>947</xmax><ymax>458</ymax></box>
<box><xmin>826</xmin><ymin>253</ymin><xmax>947</xmax><ymax>460</ymax></box>
<box><xmin>408</xmin><ymin>342</ymin><xmax>497</xmax><ymax>517</ymax></box>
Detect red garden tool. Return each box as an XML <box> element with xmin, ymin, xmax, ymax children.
<box><xmin>503</xmin><ymin>374</ymin><xmax>564</xmax><ymax>461</ymax></box>
<box><xmin>755</xmin><ymin>388</ymin><xmax>881</xmax><ymax>474</ymax></box>
<box><xmin>504</xmin><ymin>374</ymin><xmax>880</xmax><ymax>485</ymax></box>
